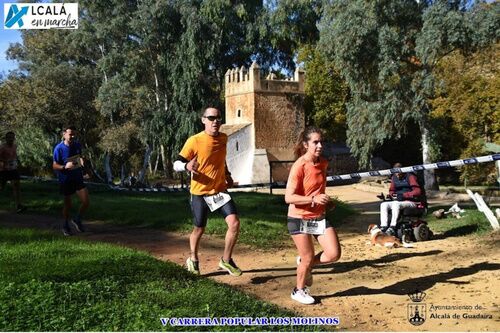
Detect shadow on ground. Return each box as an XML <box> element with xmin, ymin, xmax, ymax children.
<box><xmin>321</xmin><ymin>262</ymin><xmax>500</xmax><ymax>299</ymax></box>
<box><xmin>247</xmin><ymin>250</ymin><xmax>443</xmax><ymax>285</ymax></box>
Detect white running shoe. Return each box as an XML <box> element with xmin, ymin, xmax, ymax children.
<box><xmin>186</xmin><ymin>258</ymin><xmax>200</xmax><ymax>275</ymax></box>
<box><xmin>291</xmin><ymin>287</ymin><xmax>315</xmax><ymax>305</ymax></box>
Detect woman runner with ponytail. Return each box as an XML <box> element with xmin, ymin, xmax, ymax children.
<box><xmin>285</xmin><ymin>127</ymin><xmax>341</xmax><ymax>304</ymax></box>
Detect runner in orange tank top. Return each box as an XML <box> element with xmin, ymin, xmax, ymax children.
<box><xmin>285</xmin><ymin>127</ymin><xmax>342</xmax><ymax>305</ymax></box>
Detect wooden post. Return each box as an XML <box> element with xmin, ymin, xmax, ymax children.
<box><xmin>466</xmin><ymin>189</ymin><xmax>499</xmax><ymax>230</ymax></box>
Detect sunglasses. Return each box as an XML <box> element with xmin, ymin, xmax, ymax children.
<box><xmin>204</xmin><ymin>115</ymin><xmax>222</xmax><ymax>122</ymax></box>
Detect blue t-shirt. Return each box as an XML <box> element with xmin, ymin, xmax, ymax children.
<box><xmin>53</xmin><ymin>141</ymin><xmax>84</xmax><ymax>183</ymax></box>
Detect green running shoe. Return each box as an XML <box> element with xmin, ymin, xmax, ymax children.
<box><xmin>218</xmin><ymin>257</ymin><xmax>242</xmax><ymax>276</ymax></box>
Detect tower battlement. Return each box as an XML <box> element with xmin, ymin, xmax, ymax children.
<box><xmin>223</xmin><ymin>61</ymin><xmax>305</xmax><ymax>185</ymax></box>
<box><xmin>225</xmin><ymin>61</ymin><xmax>305</xmax><ymax>97</ymax></box>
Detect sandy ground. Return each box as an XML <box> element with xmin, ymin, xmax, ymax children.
<box><xmin>1</xmin><ymin>185</ymin><xmax>499</xmax><ymax>331</ymax></box>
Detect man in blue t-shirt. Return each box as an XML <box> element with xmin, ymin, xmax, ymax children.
<box><xmin>53</xmin><ymin>126</ymin><xmax>90</xmax><ymax>236</ymax></box>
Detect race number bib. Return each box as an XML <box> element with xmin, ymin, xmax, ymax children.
<box><xmin>5</xmin><ymin>160</ymin><xmax>17</xmax><ymax>170</ymax></box>
<box><xmin>204</xmin><ymin>192</ymin><xmax>232</xmax><ymax>212</ymax></box>
<box><xmin>300</xmin><ymin>218</ymin><xmax>326</xmax><ymax>235</ymax></box>
<box><xmin>67</xmin><ymin>155</ymin><xmax>82</xmax><ymax>169</ymax></box>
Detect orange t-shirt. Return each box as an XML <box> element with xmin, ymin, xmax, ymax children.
<box><xmin>179</xmin><ymin>131</ymin><xmax>228</xmax><ymax>195</ymax></box>
<box><xmin>287</xmin><ymin>156</ymin><xmax>328</xmax><ymax>219</ymax></box>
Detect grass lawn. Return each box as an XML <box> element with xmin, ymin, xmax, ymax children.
<box><xmin>427</xmin><ymin>204</ymin><xmax>498</xmax><ymax>237</ymax></box>
<box><xmin>1</xmin><ymin>181</ymin><xmax>496</xmax><ymax>331</ymax></box>
<box><xmin>0</xmin><ymin>181</ymin><xmax>356</xmax><ymax>249</ymax></box>
<box><xmin>0</xmin><ymin>227</ymin><xmax>324</xmax><ymax>331</ymax></box>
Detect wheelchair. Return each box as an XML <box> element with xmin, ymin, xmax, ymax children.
<box><xmin>378</xmin><ymin>193</ymin><xmax>433</xmax><ymax>243</ymax></box>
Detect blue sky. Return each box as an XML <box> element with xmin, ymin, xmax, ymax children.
<box><xmin>0</xmin><ymin>1</ymin><xmax>22</xmax><ymax>74</ymax></box>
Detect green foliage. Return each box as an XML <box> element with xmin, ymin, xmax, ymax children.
<box><xmin>320</xmin><ymin>0</ymin><xmax>425</xmax><ymax>167</ymax></box>
<box><xmin>459</xmin><ymin>141</ymin><xmax>498</xmax><ymax>185</ymax></box>
<box><xmin>14</xmin><ymin>124</ymin><xmax>52</xmax><ymax>174</ymax></box>
<box><xmin>430</xmin><ymin>44</ymin><xmax>499</xmax><ymax>184</ymax></box>
<box><xmin>298</xmin><ymin>45</ymin><xmax>348</xmax><ymax>141</ymax></box>
<box><xmin>266</xmin><ymin>0</ymin><xmax>323</xmax><ymax>71</ymax></box>
<box><xmin>99</xmin><ymin>122</ymin><xmax>142</xmax><ymax>158</ymax></box>
<box><xmin>4</xmin><ymin>29</ymin><xmax>100</xmax><ymax>135</ymax></box>
<box><xmin>3</xmin><ymin>0</ymin><xmax>314</xmax><ymax>179</ymax></box>
<box><xmin>319</xmin><ymin>0</ymin><xmax>499</xmax><ymax>168</ymax></box>
<box><xmin>0</xmin><ymin>227</ymin><xmax>321</xmax><ymax>331</ymax></box>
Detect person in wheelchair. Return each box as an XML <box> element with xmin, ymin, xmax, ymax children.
<box><xmin>380</xmin><ymin>163</ymin><xmax>423</xmax><ymax>236</ymax></box>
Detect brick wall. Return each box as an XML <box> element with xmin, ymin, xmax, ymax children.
<box><xmin>254</xmin><ymin>92</ymin><xmax>304</xmax><ymax>153</ymax></box>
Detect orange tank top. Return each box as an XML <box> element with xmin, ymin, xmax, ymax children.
<box><xmin>286</xmin><ymin>156</ymin><xmax>328</xmax><ymax>219</ymax></box>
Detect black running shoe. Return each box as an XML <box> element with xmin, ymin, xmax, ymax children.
<box><xmin>16</xmin><ymin>205</ymin><xmax>27</xmax><ymax>213</ymax></box>
<box><xmin>62</xmin><ymin>226</ymin><xmax>72</xmax><ymax>236</ymax></box>
<box><xmin>71</xmin><ymin>218</ymin><xmax>85</xmax><ymax>233</ymax></box>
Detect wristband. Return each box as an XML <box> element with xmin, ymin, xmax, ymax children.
<box><xmin>173</xmin><ymin>160</ymin><xmax>187</xmax><ymax>172</ymax></box>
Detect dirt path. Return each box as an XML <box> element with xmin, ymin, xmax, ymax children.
<box><xmin>1</xmin><ymin>185</ymin><xmax>499</xmax><ymax>331</ymax></box>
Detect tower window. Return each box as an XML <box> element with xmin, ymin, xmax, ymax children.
<box><xmin>236</xmin><ymin>141</ymin><xmax>239</xmax><ymax>151</ymax></box>
<box><xmin>237</xmin><ymin>109</ymin><xmax>241</xmax><ymax>117</ymax></box>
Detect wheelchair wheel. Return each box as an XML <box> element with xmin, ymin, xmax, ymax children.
<box><xmin>402</xmin><ymin>233</ymin><xmax>412</xmax><ymax>244</ymax></box>
<box><xmin>413</xmin><ymin>224</ymin><xmax>431</xmax><ymax>241</ymax></box>
<box><xmin>396</xmin><ymin>227</ymin><xmax>403</xmax><ymax>240</ymax></box>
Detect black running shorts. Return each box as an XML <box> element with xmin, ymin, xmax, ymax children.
<box><xmin>59</xmin><ymin>179</ymin><xmax>86</xmax><ymax>196</ymax></box>
<box><xmin>0</xmin><ymin>170</ymin><xmax>20</xmax><ymax>183</ymax></box>
<box><xmin>190</xmin><ymin>193</ymin><xmax>238</xmax><ymax>227</ymax></box>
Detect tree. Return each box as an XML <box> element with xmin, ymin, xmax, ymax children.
<box><xmin>320</xmin><ymin>0</ymin><xmax>499</xmax><ymax>189</ymax></box>
<box><xmin>265</xmin><ymin>0</ymin><xmax>323</xmax><ymax>72</ymax></box>
<box><xmin>430</xmin><ymin>44</ymin><xmax>499</xmax><ymax>184</ymax></box>
<box><xmin>1</xmin><ymin>0</ymin><xmax>321</xmax><ymax>183</ymax></box>
<box><xmin>15</xmin><ymin>123</ymin><xmax>53</xmax><ymax>175</ymax></box>
<box><xmin>298</xmin><ymin>44</ymin><xmax>348</xmax><ymax>142</ymax></box>
<box><xmin>2</xmin><ymin>28</ymin><xmax>101</xmax><ymax>174</ymax></box>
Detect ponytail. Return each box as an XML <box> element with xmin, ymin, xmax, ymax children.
<box><xmin>293</xmin><ymin>126</ymin><xmax>323</xmax><ymax>159</ymax></box>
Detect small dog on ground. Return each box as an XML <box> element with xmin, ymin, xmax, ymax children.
<box><xmin>367</xmin><ymin>224</ymin><xmax>413</xmax><ymax>248</ymax></box>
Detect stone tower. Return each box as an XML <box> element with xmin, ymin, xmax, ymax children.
<box><xmin>220</xmin><ymin>62</ymin><xmax>305</xmax><ymax>185</ymax></box>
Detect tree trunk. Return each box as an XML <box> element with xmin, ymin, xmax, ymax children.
<box><xmin>85</xmin><ymin>151</ymin><xmax>105</xmax><ymax>182</ymax></box>
<box><xmin>89</xmin><ymin>163</ymin><xmax>105</xmax><ymax>183</ymax></box>
<box><xmin>120</xmin><ymin>163</ymin><xmax>126</xmax><ymax>186</ymax></box>
<box><xmin>99</xmin><ymin>44</ymin><xmax>113</xmax><ymax>125</ymax></box>
<box><xmin>160</xmin><ymin>144</ymin><xmax>170</xmax><ymax>178</ymax></box>
<box><xmin>421</xmin><ymin>125</ymin><xmax>439</xmax><ymax>191</ymax></box>
<box><xmin>138</xmin><ymin>144</ymin><xmax>152</xmax><ymax>185</ymax></box>
<box><xmin>154</xmin><ymin>146</ymin><xmax>160</xmax><ymax>175</ymax></box>
<box><xmin>148</xmin><ymin>150</ymin><xmax>153</xmax><ymax>175</ymax></box>
<box><xmin>104</xmin><ymin>153</ymin><xmax>113</xmax><ymax>184</ymax></box>
<box><xmin>154</xmin><ymin>71</ymin><xmax>161</xmax><ymax>106</ymax></box>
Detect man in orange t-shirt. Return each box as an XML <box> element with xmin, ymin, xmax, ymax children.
<box><xmin>173</xmin><ymin>107</ymin><xmax>242</xmax><ymax>277</ymax></box>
